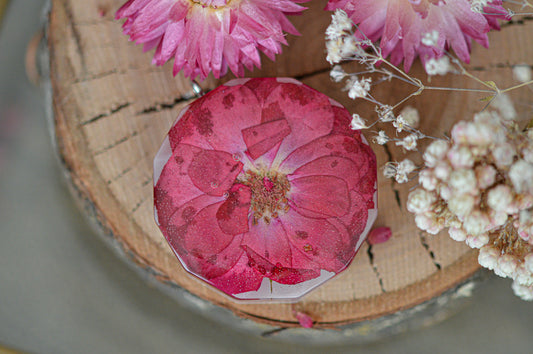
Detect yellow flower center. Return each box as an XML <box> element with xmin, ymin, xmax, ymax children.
<box><xmin>239</xmin><ymin>169</ymin><xmax>291</xmax><ymax>225</ymax></box>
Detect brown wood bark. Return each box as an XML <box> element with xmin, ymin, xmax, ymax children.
<box><xmin>46</xmin><ymin>0</ymin><xmax>533</xmax><ymax>328</ymax></box>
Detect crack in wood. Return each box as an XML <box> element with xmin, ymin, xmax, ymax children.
<box><xmin>419</xmin><ymin>232</ymin><xmax>441</xmax><ymax>270</ymax></box>
<box><xmin>469</xmin><ymin>63</ymin><xmax>532</xmax><ymax>72</ymax></box>
<box><xmin>81</xmin><ymin>102</ymin><xmax>132</xmax><ymax>126</ymax></box>
<box><xmin>367</xmin><ymin>245</ymin><xmax>386</xmax><ymax>293</ymax></box>
<box><xmin>106</xmin><ymin>166</ymin><xmax>133</xmax><ymax>185</ymax></box>
<box><xmin>136</xmin><ymin>95</ymin><xmax>197</xmax><ymax>116</ymax></box>
<box><xmin>62</xmin><ymin>0</ymin><xmax>86</xmax><ymax>70</ymax></box>
<box><xmin>93</xmin><ymin>130</ymin><xmax>139</xmax><ymax>156</ymax></box>
<box><xmin>131</xmin><ymin>195</ymin><xmax>150</xmax><ymax>214</ymax></box>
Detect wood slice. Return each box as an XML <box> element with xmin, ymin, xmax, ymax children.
<box><xmin>45</xmin><ymin>0</ymin><xmax>533</xmax><ymax>335</ymax></box>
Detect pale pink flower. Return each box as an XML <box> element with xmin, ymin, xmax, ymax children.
<box><xmin>326</xmin><ymin>0</ymin><xmax>508</xmax><ymax>71</ymax></box>
<box><xmin>154</xmin><ymin>78</ymin><xmax>377</xmax><ymax>299</ymax></box>
<box><xmin>116</xmin><ymin>0</ymin><xmax>308</xmax><ymax>80</ymax></box>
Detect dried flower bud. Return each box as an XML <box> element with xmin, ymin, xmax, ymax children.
<box><xmin>487</xmin><ymin>184</ymin><xmax>513</xmax><ymax>212</ymax></box>
<box><xmin>447</xmin><ymin>146</ymin><xmax>474</xmax><ymax>168</ymax></box>
<box><xmin>449</xmin><ymin>227</ymin><xmax>467</xmax><ymax>242</ymax></box>
<box><xmin>515</xmin><ymin>264</ymin><xmax>533</xmax><ymax>287</ymax></box>
<box><xmin>415</xmin><ymin>213</ymin><xmax>442</xmax><ymax>234</ymax></box>
<box><xmin>463</xmin><ymin>210</ymin><xmax>490</xmax><ymax>235</ymax></box>
<box><xmin>492</xmin><ymin>143</ymin><xmax>516</xmax><ymax>168</ymax></box>
<box><xmin>350</xmin><ymin>114</ymin><xmax>367</xmax><ymax>130</ymax></box>
<box><xmin>495</xmin><ymin>254</ymin><xmax>518</xmax><ymax>277</ymax></box>
<box><xmin>419</xmin><ymin>169</ymin><xmax>438</xmax><ymax>191</ymax></box>
<box><xmin>509</xmin><ymin>160</ymin><xmax>533</xmax><ymax>194</ymax></box>
<box><xmin>513</xmin><ymin>64</ymin><xmax>532</xmax><ymax>83</ymax></box>
<box><xmin>407</xmin><ymin>188</ymin><xmax>437</xmax><ymax>214</ymax></box>
<box><xmin>423</xmin><ymin>140</ymin><xmax>449</xmax><ymax>167</ymax></box>
<box><xmin>478</xmin><ymin>245</ymin><xmax>500</xmax><ymax>270</ymax></box>
<box><xmin>399</xmin><ymin>106</ymin><xmax>420</xmax><ymax>128</ymax></box>
<box><xmin>449</xmin><ymin>169</ymin><xmax>477</xmax><ymax>195</ymax></box>
<box><xmin>465</xmin><ymin>233</ymin><xmax>489</xmax><ymax>249</ymax></box>
<box><xmin>448</xmin><ymin>194</ymin><xmax>475</xmax><ymax>219</ymax></box>
<box><xmin>525</xmin><ymin>254</ymin><xmax>533</xmax><ymax>273</ymax></box>
<box><xmin>475</xmin><ymin>164</ymin><xmax>496</xmax><ymax>189</ymax></box>
<box><xmin>434</xmin><ymin>162</ymin><xmax>451</xmax><ymax>181</ymax></box>
<box><xmin>512</xmin><ymin>281</ymin><xmax>533</xmax><ymax>301</ymax></box>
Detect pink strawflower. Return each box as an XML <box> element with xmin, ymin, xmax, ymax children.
<box><xmin>116</xmin><ymin>0</ymin><xmax>308</xmax><ymax>80</ymax></box>
<box><xmin>154</xmin><ymin>78</ymin><xmax>377</xmax><ymax>299</ymax></box>
<box><xmin>326</xmin><ymin>0</ymin><xmax>508</xmax><ymax>71</ymax></box>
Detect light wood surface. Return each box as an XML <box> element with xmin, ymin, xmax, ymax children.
<box><xmin>46</xmin><ymin>0</ymin><xmax>532</xmax><ymax>328</ymax></box>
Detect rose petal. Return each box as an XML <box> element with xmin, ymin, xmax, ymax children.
<box><xmin>242</xmin><ymin>218</ymin><xmax>292</xmax><ymax>267</ymax></box>
<box><xmin>289</xmin><ymin>175</ymin><xmax>350</xmax><ymax>218</ymax></box>
<box><xmin>217</xmin><ymin>184</ymin><xmax>252</xmax><ymax>235</ymax></box>
<box><xmin>289</xmin><ymin>155</ymin><xmax>360</xmax><ymax>190</ymax></box>
<box><xmin>280</xmin><ymin>208</ymin><xmax>352</xmax><ymax>272</ymax></box>
<box><xmin>242</xmin><ymin>245</ymin><xmax>320</xmax><ymax>284</ymax></box>
<box><xmin>208</xmin><ymin>253</ymin><xmax>265</xmax><ymax>295</ymax></box>
<box><xmin>163</xmin><ymin>195</ymin><xmax>242</xmax><ymax>279</ymax></box>
<box><xmin>263</xmin><ymin>83</ymin><xmax>335</xmax><ymax>164</ymax></box>
<box><xmin>280</xmin><ymin>135</ymin><xmax>368</xmax><ymax>176</ymax></box>
<box><xmin>242</xmin><ymin>118</ymin><xmax>291</xmax><ymax>160</ymax></box>
<box><xmin>155</xmin><ymin>144</ymin><xmax>206</xmax><ymax>224</ymax></box>
<box><xmin>188</xmin><ymin>149</ymin><xmax>243</xmax><ymax>196</ymax></box>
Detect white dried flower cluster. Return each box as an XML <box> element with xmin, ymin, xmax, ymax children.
<box><xmin>407</xmin><ymin>107</ymin><xmax>533</xmax><ymax>300</ymax></box>
<box><xmin>421</xmin><ymin>30</ymin><xmax>439</xmax><ymax>47</ymax></box>
<box><xmin>350</xmin><ymin>113</ymin><xmax>367</xmax><ymax>130</ymax></box>
<box><xmin>347</xmin><ymin>77</ymin><xmax>372</xmax><ymax>99</ymax></box>
<box><xmin>512</xmin><ymin>64</ymin><xmax>532</xmax><ymax>83</ymax></box>
<box><xmin>425</xmin><ymin>56</ymin><xmax>451</xmax><ymax>76</ymax></box>
<box><xmin>325</xmin><ymin>9</ymin><xmax>372</xmax><ymax>65</ymax></box>
<box><xmin>471</xmin><ymin>0</ymin><xmax>490</xmax><ymax>13</ymax></box>
<box><xmin>384</xmin><ymin>159</ymin><xmax>416</xmax><ymax>183</ymax></box>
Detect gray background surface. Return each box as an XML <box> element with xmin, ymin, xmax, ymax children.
<box><xmin>0</xmin><ymin>1</ymin><xmax>532</xmax><ymax>353</ymax></box>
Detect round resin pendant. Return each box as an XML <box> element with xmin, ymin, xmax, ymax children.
<box><xmin>154</xmin><ymin>78</ymin><xmax>377</xmax><ymax>300</ymax></box>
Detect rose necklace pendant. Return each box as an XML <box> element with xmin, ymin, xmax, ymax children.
<box><xmin>154</xmin><ymin>78</ymin><xmax>377</xmax><ymax>301</ymax></box>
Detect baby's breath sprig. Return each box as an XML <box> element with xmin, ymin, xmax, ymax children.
<box><xmin>326</xmin><ymin>7</ymin><xmax>533</xmax><ymax>300</ymax></box>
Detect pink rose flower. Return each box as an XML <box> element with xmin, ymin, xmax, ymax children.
<box><xmin>326</xmin><ymin>0</ymin><xmax>508</xmax><ymax>71</ymax></box>
<box><xmin>154</xmin><ymin>78</ymin><xmax>377</xmax><ymax>299</ymax></box>
<box><xmin>115</xmin><ymin>0</ymin><xmax>308</xmax><ymax>80</ymax></box>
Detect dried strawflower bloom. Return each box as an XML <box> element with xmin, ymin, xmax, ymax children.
<box><xmin>154</xmin><ymin>78</ymin><xmax>377</xmax><ymax>299</ymax></box>
<box><xmin>326</xmin><ymin>0</ymin><xmax>508</xmax><ymax>71</ymax></box>
<box><xmin>408</xmin><ymin>107</ymin><xmax>533</xmax><ymax>300</ymax></box>
<box><xmin>116</xmin><ymin>0</ymin><xmax>308</xmax><ymax>80</ymax></box>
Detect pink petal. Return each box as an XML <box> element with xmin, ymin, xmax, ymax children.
<box><xmin>263</xmin><ymin>83</ymin><xmax>335</xmax><ymax>164</ymax></box>
<box><xmin>216</xmin><ymin>184</ymin><xmax>252</xmax><ymax>235</ymax></box>
<box><xmin>163</xmin><ymin>195</ymin><xmax>242</xmax><ymax>279</ymax></box>
<box><xmin>154</xmin><ymin>144</ymin><xmax>205</xmax><ymax>221</ymax></box>
<box><xmin>208</xmin><ymin>253</ymin><xmax>265</xmax><ymax>294</ymax></box>
<box><xmin>242</xmin><ymin>245</ymin><xmax>320</xmax><ymax>284</ymax></box>
<box><xmin>294</xmin><ymin>311</ymin><xmax>314</xmax><ymax>328</ymax></box>
<box><xmin>280</xmin><ymin>208</ymin><xmax>352</xmax><ymax>272</ymax></box>
<box><xmin>289</xmin><ymin>155</ymin><xmax>360</xmax><ymax>189</ymax></box>
<box><xmin>367</xmin><ymin>227</ymin><xmax>392</xmax><ymax>245</ymax></box>
<box><xmin>242</xmin><ymin>218</ymin><xmax>293</xmax><ymax>267</ymax></box>
<box><xmin>289</xmin><ymin>175</ymin><xmax>350</xmax><ymax>218</ymax></box>
<box><xmin>188</xmin><ymin>149</ymin><xmax>243</xmax><ymax>197</ymax></box>
<box><xmin>242</xmin><ymin>118</ymin><xmax>291</xmax><ymax>160</ymax></box>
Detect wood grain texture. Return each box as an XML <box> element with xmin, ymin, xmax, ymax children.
<box><xmin>47</xmin><ymin>0</ymin><xmax>533</xmax><ymax>328</ymax></box>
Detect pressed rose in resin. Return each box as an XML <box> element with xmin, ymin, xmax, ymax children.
<box><xmin>154</xmin><ymin>78</ymin><xmax>377</xmax><ymax>300</ymax></box>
